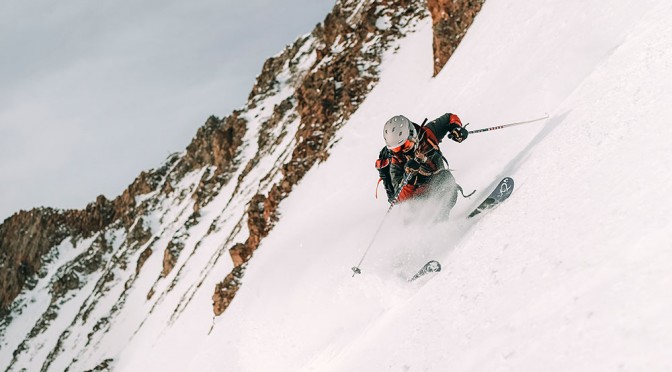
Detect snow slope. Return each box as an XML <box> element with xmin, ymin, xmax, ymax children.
<box><xmin>177</xmin><ymin>0</ymin><xmax>671</xmax><ymax>371</ymax></box>
<box><xmin>4</xmin><ymin>0</ymin><xmax>672</xmax><ymax>370</ymax></box>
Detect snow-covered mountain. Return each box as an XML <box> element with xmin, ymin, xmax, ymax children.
<box><xmin>3</xmin><ymin>0</ymin><xmax>672</xmax><ymax>371</ymax></box>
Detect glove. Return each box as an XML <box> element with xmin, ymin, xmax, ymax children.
<box><xmin>447</xmin><ymin>123</ymin><xmax>468</xmax><ymax>143</ymax></box>
<box><xmin>404</xmin><ymin>158</ymin><xmax>433</xmax><ymax>176</ymax></box>
<box><xmin>404</xmin><ymin>158</ymin><xmax>421</xmax><ymax>174</ymax></box>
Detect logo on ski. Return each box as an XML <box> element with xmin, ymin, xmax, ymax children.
<box><xmin>468</xmin><ymin>177</ymin><xmax>514</xmax><ymax>218</ymax></box>
<box><xmin>498</xmin><ymin>178</ymin><xmax>512</xmax><ymax>197</ymax></box>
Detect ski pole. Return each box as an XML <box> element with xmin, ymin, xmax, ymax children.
<box><xmin>351</xmin><ymin>171</ymin><xmax>413</xmax><ymax>277</ymax></box>
<box><xmin>468</xmin><ymin>114</ymin><xmax>549</xmax><ymax>134</ymax></box>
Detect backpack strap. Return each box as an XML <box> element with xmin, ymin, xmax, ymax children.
<box><xmin>420</xmin><ymin>126</ymin><xmax>450</xmax><ymax>168</ymax></box>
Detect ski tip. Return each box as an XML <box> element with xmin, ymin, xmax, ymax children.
<box><xmin>426</xmin><ymin>260</ymin><xmax>441</xmax><ymax>273</ymax></box>
<box><xmin>408</xmin><ymin>260</ymin><xmax>442</xmax><ymax>282</ymax></box>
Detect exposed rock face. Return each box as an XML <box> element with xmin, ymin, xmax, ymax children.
<box><xmin>228</xmin><ymin>243</ymin><xmax>251</xmax><ymax>268</ymax></box>
<box><xmin>212</xmin><ymin>265</ymin><xmax>245</xmax><ymax>316</ymax></box>
<box><xmin>161</xmin><ymin>240</ymin><xmax>183</xmax><ymax>277</ymax></box>
<box><xmin>84</xmin><ymin>358</ymin><xmax>114</xmax><ymax>372</ymax></box>
<box><xmin>227</xmin><ymin>192</ymin><xmax>275</xmax><ymax>269</ymax></box>
<box><xmin>1</xmin><ymin>209</ymin><xmax>66</xmax><ymax>313</ymax></box>
<box><xmin>0</xmin><ymin>172</ymin><xmax>159</xmax><ymax>314</ymax></box>
<box><xmin>0</xmin><ymin>112</ymin><xmax>247</xmax><ymax>316</ymax></box>
<box><xmin>427</xmin><ymin>0</ymin><xmax>484</xmax><ymax>76</ymax></box>
<box><xmin>178</xmin><ymin>114</ymin><xmax>247</xmax><ymax>178</ymax></box>
<box><xmin>0</xmin><ymin>199</ymin><xmax>116</xmax><ymax>314</ymax></box>
<box><xmin>136</xmin><ymin>248</ymin><xmax>153</xmax><ymax>274</ymax></box>
<box><xmin>184</xmin><ymin>114</ymin><xmax>248</xmax><ymax>211</ymax></box>
<box><xmin>50</xmin><ymin>235</ymin><xmax>111</xmax><ymax>302</ymax></box>
<box><xmin>257</xmin><ymin>98</ymin><xmax>295</xmax><ymax>156</ymax></box>
<box><xmin>127</xmin><ymin>217</ymin><xmax>152</xmax><ymax>248</ymax></box>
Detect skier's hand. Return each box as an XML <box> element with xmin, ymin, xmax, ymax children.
<box><xmin>405</xmin><ymin>158</ymin><xmax>433</xmax><ymax>176</ymax></box>
<box><xmin>447</xmin><ymin>123</ymin><xmax>468</xmax><ymax>143</ymax></box>
<box><xmin>404</xmin><ymin>158</ymin><xmax>434</xmax><ymax>176</ymax></box>
<box><xmin>404</xmin><ymin>158</ymin><xmax>422</xmax><ymax>174</ymax></box>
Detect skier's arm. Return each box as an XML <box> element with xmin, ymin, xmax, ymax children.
<box><xmin>375</xmin><ymin>147</ymin><xmax>395</xmax><ymax>201</ymax></box>
<box><xmin>390</xmin><ymin>160</ymin><xmax>417</xmax><ymax>203</ymax></box>
<box><xmin>426</xmin><ymin>113</ymin><xmax>468</xmax><ymax>143</ymax></box>
<box><xmin>390</xmin><ymin>162</ymin><xmax>404</xmax><ymax>192</ymax></box>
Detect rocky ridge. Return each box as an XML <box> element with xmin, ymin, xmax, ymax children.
<box><xmin>0</xmin><ymin>0</ymin><xmax>484</xmax><ymax>370</ymax></box>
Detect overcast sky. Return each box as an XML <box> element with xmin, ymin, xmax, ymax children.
<box><xmin>0</xmin><ymin>0</ymin><xmax>334</xmax><ymax>222</ymax></box>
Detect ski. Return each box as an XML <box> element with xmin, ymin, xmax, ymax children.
<box><xmin>467</xmin><ymin>177</ymin><xmax>514</xmax><ymax>218</ymax></box>
<box><xmin>408</xmin><ymin>260</ymin><xmax>441</xmax><ymax>282</ymax></box>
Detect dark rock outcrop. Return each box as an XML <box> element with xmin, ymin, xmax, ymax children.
<box><xmin>0</xmin><ymin>203</ymin><xmax>117</xmax><ymax>313</ymax></box>
<box><xmin>176</xmin><ymin>114</ymin><xmax>247</xmax><ymax>178</ymax></box>
<box><xmin>83</xmin><ymin>358</ymin><xmax>114</xmax><ymax>372</ymax></box>
<box><xmin>212</xmin><ymin>265</ymin><xmax>245</xmax><ymax>316</ymax></box>
<box><xmin>179</xmin><ymin>114</ymin><xmax>248</xmax><ymax>211</ymax></box>
<box><xmin>427</xmin><ymin>0</ymin><xmax>484</xmax><ymax>76</ymax></box>
<box><xmin>161</xmin><ymin>240</ymin><xmax>184</xmax><ymax>278</ymax></box>
<box><xmin>136</xmin><ymin>248</ymin><xmax>153</xmax><ymax>274</ymax></box>
<box><xmin>0</xmin><ymin>111</ymin><xmax>249</xmax><ymax>315</ymax></box>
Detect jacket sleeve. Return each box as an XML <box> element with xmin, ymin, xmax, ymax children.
<box><xmin>375</xmin><ymin>147</ymin><xmax>395</xmax><ymax>201</ymax></box>
<box><xmin>390</xmin><ymin>162</ymin><xmax>405</xmax><ymax>192</ymax></box>
<box><xmin>396</xmin><ymin>183</ymin><xmax>416</xmax><ymax>202</ymax></box>
<box><xmin>426</xmin><ymin>113</ymin><xmax>463</xmax><ymax>142</ymax></box>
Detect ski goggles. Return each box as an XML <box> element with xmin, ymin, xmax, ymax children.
<box><xmin>391</xmin><ymin>139</ymin><xmax>416</xmax><ymax>154</ymax></box>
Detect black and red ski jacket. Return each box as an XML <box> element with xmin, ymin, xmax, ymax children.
<box><xmin>375</xmin><ymin>113</ymin><xmax>463</xmax><ymax>202</ymax></box>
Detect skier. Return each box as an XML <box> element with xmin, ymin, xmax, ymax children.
<box><xmin>375</xmin><ymin>113</ymin><xmax>468</xmax><ymax>214</ymax></box>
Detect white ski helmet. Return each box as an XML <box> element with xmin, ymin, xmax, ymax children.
<box><xmin>383</xmin><ymin>115</ymin><xmax>417</xmax><ymax>150</ymax></box>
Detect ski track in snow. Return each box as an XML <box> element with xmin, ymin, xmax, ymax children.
<box><xmin>3</xmin><ymin>0</ymin><xmax>672</xmax><ymax>371</ymax></box>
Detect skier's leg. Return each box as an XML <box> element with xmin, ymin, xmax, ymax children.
<box><xmin>430</xmin><ymin>170</ymin><xmax>458</xmax><ymax>221</ymax></box>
